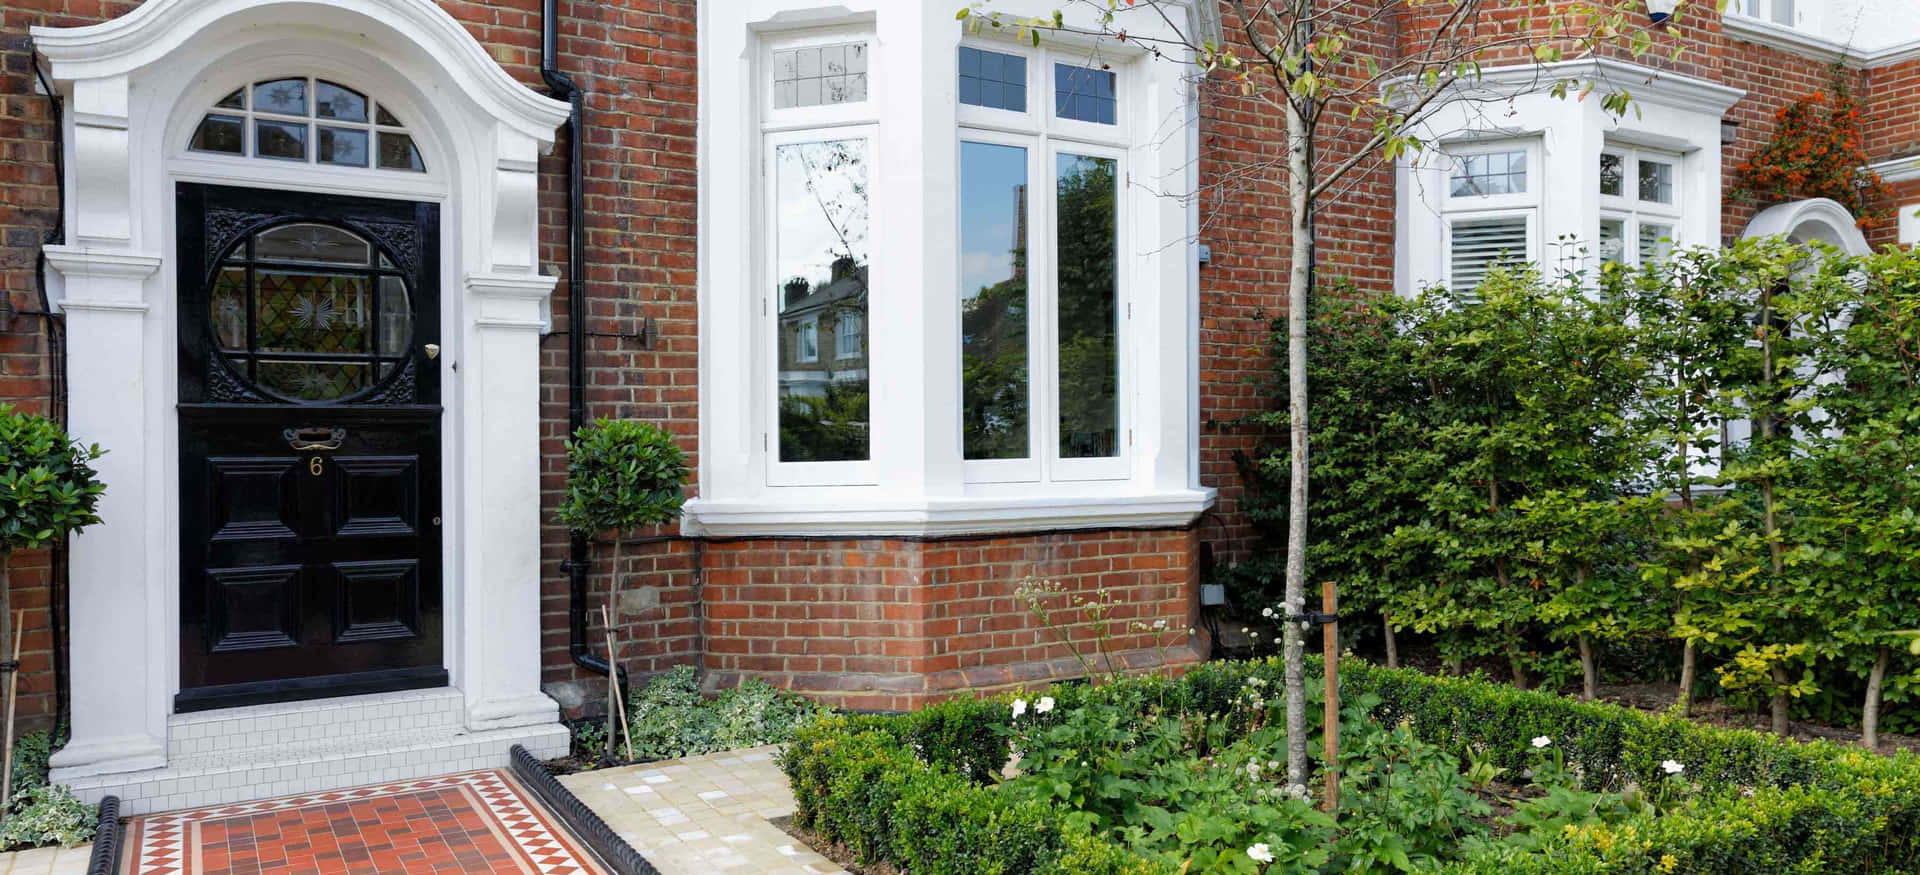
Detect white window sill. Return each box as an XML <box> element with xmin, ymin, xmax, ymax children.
<box><xmin>679</xmin><ymin>487</ymin><xmax>1216</xmax><ymax>538</ymax></box>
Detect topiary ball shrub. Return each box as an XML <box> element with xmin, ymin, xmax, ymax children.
<box><xmin>556</xmin><ymin>418</ymin><xmax>689</xmax><ymax>537</ymax></box>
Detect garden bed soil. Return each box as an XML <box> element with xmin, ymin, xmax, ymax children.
<box><xmin>773</xmin><ymin>816</ymin><xmax>896</xmax><ymax>875</ymax></box>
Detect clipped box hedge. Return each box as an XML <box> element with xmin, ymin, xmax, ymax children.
<box><xmin>778</xmin><ymin>659</ymin><xmax>1920</xmax><ymax>874</ymax></box>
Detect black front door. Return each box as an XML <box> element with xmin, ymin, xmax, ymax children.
<box><xmin>176</xmin><ymin>183</ymin><xmax>444</xmax><ymax>712</ymax></box>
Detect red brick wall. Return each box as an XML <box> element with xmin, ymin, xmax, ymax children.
<box><xmin>700</xmin><ymin>530</ymin><xmax>1204</xmax><ymax>711</ymax></box>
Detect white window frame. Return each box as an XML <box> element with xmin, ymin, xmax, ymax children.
<box><xmin>760</xmin><ymin>115</ymin><xmax>879</xmax><ymax>488</ymax></box>
<box><xmin>689</xmin><ymin>3</ymin><xmax>1216</xmax><ymax>537</ymax></box>
<box><xmin>834</xmin><ymin>311</ymin><xmax>861</xmax><ymax>360</ymax></box>
<box><xmin>958</xmin><ymin>39</ymin><xmax>1132</xmax><ymax>484</ymax></box>
<box><xmin>1437</xmin><ymin>139</ymin><xmax>1541</xmax><ymax>290</ymax></box>
<box><xmin>1598</xmin><ymin>144</ymin><xmax>1683</xmax><ymax>268</ymax></box>
<box><xmin>1737</xmin><ymin>0</ymin><xmax>1795</xmax><ymax>26</ymax></box>
<box><xmin>796</xmin><ymin>316</ymin><xmax>819</xmax><ymax>363</ymax></box>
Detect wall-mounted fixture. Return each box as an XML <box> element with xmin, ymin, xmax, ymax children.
<box><xmin>1721</xmin><ymin>119</ymin><xmax>1741</xmax><ymax>145</ymax></box>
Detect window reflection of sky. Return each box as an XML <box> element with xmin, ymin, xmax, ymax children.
<box><xmin>960</xmin><ymin>142</ymin><xmax>1025</xmax><ymax>300</ymax></box>
<box><xmin>775</xmin><ymin>140</ymin><xmax>869</xmax><ymax>290</ymax></box>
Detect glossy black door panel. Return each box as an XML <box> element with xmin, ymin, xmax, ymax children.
<box><xmin>177</xmin><ymin>183</ymin><xmax>443</xmax><ymax>712</ymax></box>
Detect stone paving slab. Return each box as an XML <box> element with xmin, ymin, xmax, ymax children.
<box><xmin>0</xmin><ymin>845</ymin><xmax>91</xmax><ymax>874</ymax></box>
<box><xmin>559</xmin><ymin>746</ymin><xmax>848</xmax><ymax>875</ymax></box>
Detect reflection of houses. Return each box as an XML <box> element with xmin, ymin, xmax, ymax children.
<box><xmin>779</xmin><ymin>255</ymin><xmax>868</xmax><ymax>398</ymax></box>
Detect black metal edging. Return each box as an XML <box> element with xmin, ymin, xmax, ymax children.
<box><xmin>510</xmin><ymin>745</ymin><xmax>659</xmax><ymax>875</ymax></box>
<box><xmin>85</xmin><ymin>795</ymin><xmax>121</xmax><ymax>875</ymax></box>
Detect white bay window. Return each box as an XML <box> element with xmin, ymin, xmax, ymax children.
<box><xmin>1437</xmin><ymin>141</ymin><xmax>1539</xmax><ymax>292</ymax></box>
<box><xmin>691</xmin><ymin>2</ymin><xmax>1211</xmax><ymax>536</ymax></box>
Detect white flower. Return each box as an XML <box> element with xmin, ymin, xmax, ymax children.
<box><xmin>1012</xmin><ymin>698</ymin><xmax>1028</xmax><ymax>718</ymax></box>
<box><xmin>1246</xmin><ymin>761</ymin><xmax>1261</xmax><ymax>776</ymax></box>
<box><xmin>1153</xmin><ymin>618</ymin><xmax>1169</xmax><ymax>630</ymax></box>
<box><xmin>1036</xmin><ymin>696</ymin><xmax>1055</xmax><ymax>714</ymax></box>
<box><xmin>1661</xmin><ymin>759</ymin><xmax>1685</xmax><ymax>775</ymax></box>
<box><xmin>1531</xmin><ymin>736</ymin><xmax>1552</xmax><ymax>749</ymax></box>
<box><xmin>1261</xmin><ymin>607</ymin><xmax>1275</xmax><ymax>618</ymax></box>
<box><xmin>1268</xmin><ymin>760</ymin><xmax>1280</xmax><ymax>770</ymax></box>
<box><xmin>1286</xmin><ymin>783</ymin><xmax>1310</xmax><ymax>800</ymax></box>
<box><xmin>1247</xmin><ymin>843</ymin><xmax>1275</xmax><ymax>863</ymax></box>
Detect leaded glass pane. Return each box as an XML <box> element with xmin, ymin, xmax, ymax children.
<box><xmin>215</xmin><ymin>89</ymin><xmax>245</xmax><ymax>110</ymax></box>
<box><xmin>772</xmin><ymin>42</ymin><xmax>869</xmax><ymax>109</ymax></box>
<box><xmin>376</xmin><ymin>105</ymin><xmax>402</xmax><ymax>127</ymax></box>
<box><xmin>318</xmin><ymin>126</ymin><xmax>370</xmax><ymax>167</ymax></box>
<box><xmin>1450</xmin><ymin>150</ymin><xmax>1527</xmax><ymax>197</ymax></box>
<box><xmin>1056</xmin><ymin>153</ymin><xmax>1119</xmax><ymax>458</ymax></box>
<box><xmin>961</xmin><ymin>141</ymin><xmax>1030</xmax><ymax>460</ymax></box>
<box><xmin>1054</xmin><ymin>64</ymin><xmax>1116</xmax><ymax>125</ymax></box>
<box><xmin>253</xmin><ymin>79</ymin><xmax>308</xmax><ymax>116</ymax></box>
<box><xmin>315</xmin><ymin>82</ymin><xmax>368</xmax><ymax>122</ymax></box>
<box><xmin>211</xmin><ymin>268</ymin><xmax>248</xmax><ymax>351</ymax></box>
<box><xmin>257</xmin><ymin>224</ymin><xmax>371</xmax><ymax>265</ymax></box>
<box><xmin>377</xmin><ymin>277</ymin><xmax>410</xmax><ymax>357</ymax></box>
<box><xmin>774</xmin><ymin>137</ymin><xmax>870</xmax><ymax>463</ymax></box>
<box><xmin>378</xmin><ymin>132</ymin><xmax>425</xmax><ymax>172</ymax></box>
<box><xmin>254</xmin><ymin>270</ymin><xmax>371</xmax><ymax>355</ymax></box>
<box><xmin>255</xmin><ymin>360</ymin><xmax>371</xmax><ymax>401</ymax></box>
<box><xmin>190</xmin><ymin>115</ymin><xmax>245</xmax><ymax>154</ymax></box>
<box><xmin>255</xmin><ymin>120</ymin><xmax>307</xmax><ymax>160</ymax></box>
<box><xmin>959</xmin><ymin>47</ymin><xmax>1027</xmax><ymax>112</ymax></box>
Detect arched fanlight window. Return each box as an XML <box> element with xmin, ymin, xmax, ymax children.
<box><xmin>188</xmin><ymin>77</ymin><xmax>426</xmax><ymax>172</ymax></box>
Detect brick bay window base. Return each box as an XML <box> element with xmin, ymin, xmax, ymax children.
<box><xmin>701</xmin><ymin>530</ymin><xmax>1206</xmax><ymax>711</ymax></box>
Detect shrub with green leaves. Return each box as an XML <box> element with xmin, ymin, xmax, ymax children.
<box><xmin>556</xmin><ymin>418</ymin><xmax>688</xmax><ymax>538</ymax></box>
<box><xmin>782</xmin><ymin>659</ymin><xmax>1920</xmax><ymax>874</ymax></box>
<box><xmin>621</xmin><ymin>666</ymin><xmax>830</xmax><ymax>762</ymax></box>
<box><xmin>0</xmin><ymin>785</ymin><xmax>94</xmax><ymax>851</ymax></box>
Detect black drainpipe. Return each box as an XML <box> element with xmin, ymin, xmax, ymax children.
<box><xmin>30</xmin><ymin>52</ymin><xmax>71</xmax><ymax>743</ymax></box>
<box><xmin>540</xmin><ymin>0</ymin><xmax>624</xmax><ymax>692</ymax></box>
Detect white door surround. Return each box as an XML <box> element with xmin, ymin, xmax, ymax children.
<box><xmin>1741</xmin><ymin>197</ymin><xmax>1874</xmax><ymax>255</ymax></box>
<box><xmin>33</xmin><ymin>0</ymin><xmax>571</xmax><ymax>792</ymax></box>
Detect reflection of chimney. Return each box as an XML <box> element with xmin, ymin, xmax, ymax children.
<box><xmin>785</xmin><ymin>276</ymin><xmax>811</xmax><ymax>306</ymax></box>
<box><xmin>830</xmin><ymin>255</ymin><xmax>858</xmax><ymax>283</ymax></box>
<box><xmin>1012</xmin><ymin>183</ymin><xmax>1028</xmax><ymax>280</ymax></box>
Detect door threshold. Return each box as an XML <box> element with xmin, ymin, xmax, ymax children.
<box><xmin>174</xmin><ymin>666</ymin><xmax>448</xmax><ymax>713</ymax></box>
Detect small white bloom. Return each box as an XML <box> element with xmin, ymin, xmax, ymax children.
<box><xmin>1532</xmin><ymin>736</ymin><xmax>1552</xmax><ymax>749</ymax></box>
<box><xmin>1261</xmin><ymin>607</ymin><xmax>1275</xmax><ymax>618</ymax></box>
<box><xmin>1661</xmin><ymin>759</ymin><xmax>1685</xmax><ymax>775</ymax></box>
<box><xmin>1080</xmin><ymin>760</ymin><xmax>1089</xmax><ymax>767</ymax></box>
<box><xmin>1153</xmin><ymin>618</ymin><xmax>1169</xmax><ymax>630</ymax></box>
<box><xmin>1247</xmin><ymin>843</ymin><xmax>1275</xmax><ymax>863</ymax></box>
<box><xmin>1241</xmin><ymin>627</ymin><xmax>1251</xmax><ymax>634</ymax></box>
<box><xmin>1036</xmin><ymin>696</ymin><xmax>1055</xmax><ymax>714</ymax></box>
<box><xmin>1268</xmin><ymin>760</ymin><xmax>1280</xmax><ymax>770</ymax></box>
<box><xmin>1012</xmin><ymin>698</ymin><xmax>1028</xmax><ymax>718</ymax></box>
<box><xmin>1286</xmin><ymin>783</ymin><xmax>1310</xmax><ymax>800</ymax></box>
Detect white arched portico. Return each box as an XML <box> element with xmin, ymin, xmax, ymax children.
<box><xmin>1741</xmin><ymin>196</ymin><xmax>1874</xmax><ymax>255</ymax></box>
<box><xmin>33</xmin><ymin>0</ymin><xmax>569</xmax><ymax>810</ymax></box>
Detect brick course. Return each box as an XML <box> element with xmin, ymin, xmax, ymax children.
<box><xmin>2</xmin><ymin>2</ymin><xmax>1918</xmax><ymax>729</ymax></box>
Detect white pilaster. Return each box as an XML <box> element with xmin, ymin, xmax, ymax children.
<box><xmin>457</xmin><ymin>273</ymin><xmax>560</xmax><ymax>731</ymax></box>
<box><xmin>44</xmin><ymin>247</ymin><xmax>166</xmax><ymax>780</ymax></box>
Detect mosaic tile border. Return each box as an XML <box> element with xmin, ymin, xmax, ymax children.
<box><xmin>509</xmin><ymin>745</ymin><xmax>659</xmax><ymax>875</ymax></box>
<box><xmin>123</xmin><ymin>769</ymin><xmax>601</xmax><ymax>874</ymax></box>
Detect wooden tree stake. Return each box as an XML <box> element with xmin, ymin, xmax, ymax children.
<box><xmin>603</xmin><ymin>604</ymin><xmax>635</xmax><ymax>762</ymax></box>
<box><xmin>1322</xmin><ymin>581</ymin><xmax>1339</xmax><ymax>813</ymax></box>
<box><xmin>2</xmin><ymin>609</ymin><xmax>24</xmax><ymax>815</ymax></box>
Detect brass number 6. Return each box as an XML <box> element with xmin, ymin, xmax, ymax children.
<box><xmin>309</xmin><ymin>456</ymin><xmax>324</xmax><ymax>476</ymax></box>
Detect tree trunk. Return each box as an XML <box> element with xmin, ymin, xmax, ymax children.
<box><xmin>1280</xmin><ymin>73</ymin><xmax>1313</xmax><ymax>791</ymax></box>
<box><xmin>1770</xmin><ymin>662</ymin><xmax>1791</xmax><ymax>738</ymax></box>
<box><xmin>1382</xmin><ymin>613</ymin><xmax>1399</xmax><ymax>669</ymax></box>
<box><xmin>1863</xmin><ymin>646</ymin><xmax>1890</xmax><ymax>751</ymax></box>
<box><xmin>1579</xmin><ymin>634</ymin><xmax>1597</xmax><ymax>702</ymax></box>
<box><xmin>1678</xmin><ymin>640</ymin><xmax>1697</xmax><ymax>715</ymax></box>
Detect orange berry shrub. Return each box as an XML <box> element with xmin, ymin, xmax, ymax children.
<box><xmin>1733</xmin><ymin>82</ymin><xmax>1891</xmax><ymax>231</ymax></box>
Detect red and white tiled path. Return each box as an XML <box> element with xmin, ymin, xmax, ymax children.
<box><xmin>559</xmin><ymin>746</ymin><xmax>846</xmax><ymax>875</ymax></box>
<box><xmin>121</xmin><ymin>770</ymin><xmax>605</xmax><ymax>874</ymax></box>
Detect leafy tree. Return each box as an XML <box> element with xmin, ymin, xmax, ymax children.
<box><xmin>967</xmin><ymin>0</ymin><xmax>1692</xmax><ymax>784</ymax></box>
<box><xmin>1787</xmin><ymin>248</ymin><xmax>1920</xmax><ymax>747</ymax></box>
<box><xmin>0</xmin><ymin>406</ymin><xmax>105</xmax><ymax>693</ymax></box>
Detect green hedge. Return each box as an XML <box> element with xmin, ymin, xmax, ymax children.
<box><xmin>778</xmin><ymin>660</ymin><xmax>1920</xmax><ymax>873</ymax></box>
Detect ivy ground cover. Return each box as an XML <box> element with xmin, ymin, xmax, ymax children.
<box><xmin>780</xmin><ymin>658</ymin><xmax>1920</xmax><ymax>873</ymax></box>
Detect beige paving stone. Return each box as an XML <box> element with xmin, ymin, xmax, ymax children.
<box><xmin>561</xmin><ymin>744</ymin><xmax>849</xmax><ymax>875</ymax></box>
<box><xmin>0</xmin><ymin>845</ymin><xmax>91</xmax><ymax>875</ymax></box>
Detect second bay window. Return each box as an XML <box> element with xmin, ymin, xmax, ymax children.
<box><xmin>692</xmin><ymin>4</ymin><xmax>1212</xmax><ymax>536</ymax></box>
